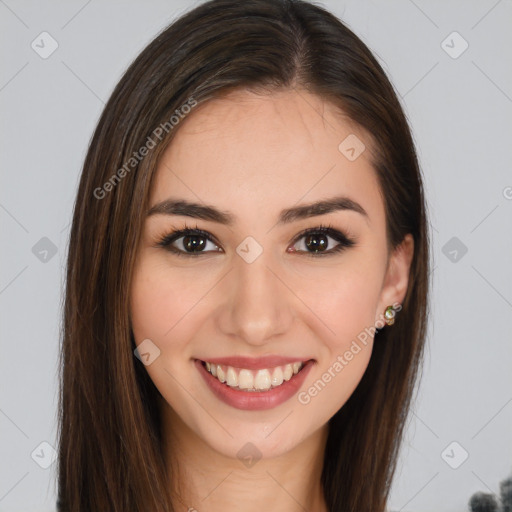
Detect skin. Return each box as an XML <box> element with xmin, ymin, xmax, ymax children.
<box><xmin>130</xmin><ymin>88</ymin><xmax>414</xmax><ymax>511</ymax></box>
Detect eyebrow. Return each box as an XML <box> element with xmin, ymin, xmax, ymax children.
<box><xmin>146</xmin><ymin>195</ymin><xmax>368</xmax><ymax>225</ymax></box>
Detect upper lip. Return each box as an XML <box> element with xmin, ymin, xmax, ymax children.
<box><xmin>197</xmin><ymin>355</ymin><xmax>314</xmax><ymax>370</ymax></box>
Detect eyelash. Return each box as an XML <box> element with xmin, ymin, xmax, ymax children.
<box><xmin>154</xmin><ymin>222</ymin><xmax>356</xmax><ymax>258</ymax></box>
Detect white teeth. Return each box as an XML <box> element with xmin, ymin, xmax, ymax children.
<box><xmin>254</xmin><ymin>369</ymin><xmax>272</xmax><ymax>390</ymax></box>
<box><xmin>238</xmin><ymin>369</ymin><xmax>254</xmax><ymax>390</ymax></box>
<box><xmin>203</xmin><ymin>360</ymin><xmax>306</xmax><ymax>391</ymax></box>
<box><xmin>271</xmin><ymin>366</ymin><xmax>284</xmax><ymax>387</ymax></box>
<box><xmin>226</xmin><ymin>367</ymin><xmax>238</xmax><ymax>387</ymax></box>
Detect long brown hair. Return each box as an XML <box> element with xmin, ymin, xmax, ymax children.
<box><xmin>57</xmin><ymin>0</ymin><xmax>430</xmax><ymax>510</ymax></box>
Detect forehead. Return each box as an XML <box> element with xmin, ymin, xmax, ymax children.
<box><xmin>151</xmin><ymin>88</ymin><xmax>383</xmax><ymax>226</ymax></box>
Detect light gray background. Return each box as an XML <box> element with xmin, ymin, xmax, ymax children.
<box><xmin>1</xmin><ymin>1</ymin><xmax>511</xmax><ymax>511</ymax></box>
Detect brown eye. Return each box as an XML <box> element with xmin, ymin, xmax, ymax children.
<box><xmin>290</xmin><ymin>226</ymin><xmax>355</xmax><ymax>256</ymax></box>
<box><xmin>181</xmin><ymin>234</ymin><xmax>208</xmax><ymax>252</ymax></box>
<box><xmin>156</xmin><ymin>228</ymin><xmax>222</xmax><ymax>256</ymax></box>
<box><xmin>303</xmin><ymin>233</ymin><xmax>329</xmax><ymax>252</ymax></box>
<box><xmin>156</xmin><ymin>224</ymin><xmax>355</xmax><ymax>258</ymax></box>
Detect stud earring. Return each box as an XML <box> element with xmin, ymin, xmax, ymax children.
<box><xmin>384</xmin><ymin>304</ymin><xmax>399</xmax><ymax>326</ymax></box>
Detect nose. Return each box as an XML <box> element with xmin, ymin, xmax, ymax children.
<box><xmin>216</xmin><ymin>250</ymin><xmax>294</xmax><ymax>346</ymax></box>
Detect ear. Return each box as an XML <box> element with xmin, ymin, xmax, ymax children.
<box><xmin>375</xmin><ymin>233</ymin><xmax>414</xmax><ymax>323</ymax></box>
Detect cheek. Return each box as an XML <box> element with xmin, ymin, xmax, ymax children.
<box><xmin>130</xmin><ymin>258</ymin><xmax>204</xmax><ymax>354</ymax></box>
<box><xmin>296</xmin><ymin>255</ymin><xmax>384</xmax><ymax>350</ymax></box>
<box><xmin>292</xmin><ymin>253</ymin><xmax>384</xmax><ymax>415</ymax></box>
<box><xmin>295</xmin><ymin>282</ymin><xmax>378</xmax><ymax>420</ymax></box>
<box><xmin>317</xmin><ymin>276</ymin><xmax>380</xmax><ymax>342</ymax></box>
<box><xmin>130</xmin><ymin>254</ymin><xmax>228</xmax><ymax>394</ymax></box>
<box><xmin>129</xmin><ymin>260</ymin><xmax>206</xmax><ymax>407</ymax></box>
<box><xmin>130</xmin><ymin>264</ymin><xmax>174</xmax><ymax>343</ymax></box>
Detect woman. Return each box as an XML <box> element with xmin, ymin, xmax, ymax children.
<box><xmin>57</xmin><ymin>0</ymin><xmax>430</xmax><ymax>510</ymax></box>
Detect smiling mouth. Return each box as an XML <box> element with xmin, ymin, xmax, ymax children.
<box><xmin>200</xmin><ymin>360</ymin><xmax>309</xmax><ymax>392</ymax></box>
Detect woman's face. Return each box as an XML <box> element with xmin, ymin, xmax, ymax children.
<box><xmin>130</xmin><ymin>88</ymin><xmax>413</xmax><ymax>459</ymax></box>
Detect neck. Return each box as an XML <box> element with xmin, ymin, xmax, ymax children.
<box><xmin>160</xmin><ymin>403</ymin><xmax>329</xmax><ymax>512</ymax></box>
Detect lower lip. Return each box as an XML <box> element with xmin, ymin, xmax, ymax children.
<box><xmin>195</xmin><ymin>359</ymin><xmax>314</xmax><ymax>411</ymax></box>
